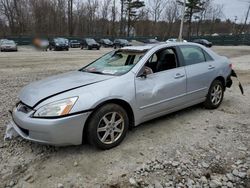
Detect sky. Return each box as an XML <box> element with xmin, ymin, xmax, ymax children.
<box><xmin>214</xmin><ymin>0</ymin><xmax>250</xmax><ymax>22</ymax></box>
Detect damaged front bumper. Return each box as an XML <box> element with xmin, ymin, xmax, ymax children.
<box><xmin>8</xmin><ymin>105</ymin><xmax>91</xmax><ymax>146</ymax></box>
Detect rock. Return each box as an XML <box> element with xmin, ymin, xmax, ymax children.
<box><xmin>148</xmin><ymin>147</ymin><xmax>154</xmax><ymax>150</ymax></box>
<box><xmin>73</xmin><ymin>161</ymin><xmax>78</xmax><ymax>167</ymax></box>
<box><xmin>237</xmin><ymin>146</ymin><xmax>248</xmax><ymax>151</ymax></box>
<box><xmin>57</xmin><ymin>183</ymin><xmax>64</xmax><ymax>188</ymax></box>
<box><xmin>226</xmin><ymin>173</ymin><xmax>235</xmax><ymax>182</ymax></box>
<box><xmin>247</xmin><ymin>169</ymin><xmax>250</xmax><ymax>178</ymax></box>
<box><xmin>187</xmin><ymin>178</ymin><xmax>194</xmax><ymax>186</ymax></box>
<box><xmin>209</xmin><ymin>179</ymin><xmax>222</xmax><ymax>188</ymax></box>
<box><xmin>172</xmin><ymin>161</ymin><xmax>179</xmax><ymax>167</ymax></box>
<box><xmin>232</xmin><ymin>169</ymin><xmax>246</xmax><ymax>178</ymax></box>
<box><xmin>154</xmin><ymin>180</ymin><xmax>163</xmax><ymax>188</ymax></box>
<box><xmin>235</xmin><ymin>160</ymin><xmax>243</xmax><ymax>165</ymax></box>
<box><xmin>215</xmin><ymin>155</ymin><xmax>221</xmax><ymax>160</ymax></box>
<box><xmin>202</xmin><ymin>162</ymin><xmax>209</xmax><ymax>168</ymax></box>
<box><xmin>24</xmin><ymin>174</ymin><xmax>33</xmax><ymax>181</ymax></box>
<box><xmin>9</xmin><ymin>180</ymin><xmax>15</xmax><ymax>187</ymax></box>
<box><xmin>200</xmin><ymin>176</ymin><xmax>208</xmax><ymax>184</ymax></box>
<box><xmin>129</xmin><ymin>178</ymin><xmax>137</xmax><ymax>186</ymax></box>
<box><xmin>227</xmin><ymin>181</ymin><xmax>234</xmax><ymax>188</ymax></box>
<box><xmin>216</xmin><ymin>124</ymin><xmax>224</xmax><ymax>129</ymax></box>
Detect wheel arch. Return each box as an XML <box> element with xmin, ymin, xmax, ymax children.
<box><xmin>82</xmin><ymin>99</ymin><xmax>135</xmax><ymax>143</ymax></box>
<box><xmin>214</xmin><ymin>76</ymin><xmax>226</xmax><ymax>89</ymax></box>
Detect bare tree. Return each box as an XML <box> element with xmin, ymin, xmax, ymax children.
<box><xmin>148</xmin><ymin>0</ymin><xmax>165</xmax><ymax>24</ymax></box>
<box><xmin>164</xmin><ymin>0</ymin><xmax>180</xmax><ymax>37</ymax></box>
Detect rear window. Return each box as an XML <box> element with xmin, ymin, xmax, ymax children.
<box><xmin>179</xmin><ymin>46</ymin><xmax>206</xmax><ymax>66</ymax></box>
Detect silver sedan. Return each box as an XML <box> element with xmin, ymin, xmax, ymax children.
<box><xmin>11</xmin><ymin>43</ymin><xmax>235</xmax><ymax>149</ymax></box>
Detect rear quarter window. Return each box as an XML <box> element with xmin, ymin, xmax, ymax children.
<box><xmin>179</xmin><ymin>46</ymin><xmax>206</xmax><ymax>66</ymax></box>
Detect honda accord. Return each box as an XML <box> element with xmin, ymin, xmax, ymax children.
<box><xmin>10</xmin><ymin>43</ymin><xmax>238</xmax><ymax>149</ymax></box>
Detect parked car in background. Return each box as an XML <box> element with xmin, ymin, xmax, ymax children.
<box><xmin>144</xmin><ymin>38</ymin><xmax>159</xmax><ymax>44</ymax></box>
<box><xmin>166</xmin><ymin>38</ymin><xmax>187</xmax><ymax>43</ymax></box>
<box><xmin>99</xmin><ymin>39</ymin><xmax>114</xmax><ymax>47</ymax></box>
<box><xmin>193</xmin><ymin>39</ymin><xmax>213</xmax><ymax>48</ymax></box>
<box><xmin>69</xmin><ymin>40</ymin><xmax>81</xmax><ymax>48</ymax></box>
<box><xmin>0</xmin><ymin>40</ymin><xmax>18</xmax><ymax>52</ymax></box>
<box><xmin>10</xmin><ymin>43</ymin><xmax>239</xmax><ymax>149</ymax></box>
<box><xmin>49</xmin><ymin>38</ymin><xmax>69</xmax><ymax>51</ymax></box>
<box><xmin>81</xmin><ymin>38</ymin><xmax>100</xmax><ymax>50</ymax></box>
<box><xmin>113</xmin><ymin>39</ymin><xmax>131</xmax><ymax>49</ymax></box>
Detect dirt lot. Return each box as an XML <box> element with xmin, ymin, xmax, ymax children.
<box><xmin>0</xmin><ymin>46</ymin><xmax>249</xmax><ymax>188</ymax></box>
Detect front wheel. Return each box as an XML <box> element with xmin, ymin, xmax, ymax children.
<box><xmin>87</xmin><ymin>104</ymin><xmax>129</xmax><ymax>150</ymax></box>
<box><xmin>204</xmin><ymin>80</ymin><xmax>224</xmax><ymax>109</ymax></box>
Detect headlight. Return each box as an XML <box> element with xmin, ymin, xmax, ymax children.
<box><xmin>33</xmin><ymin>97</ymin><xmax>78</xmax><ymax>117</ymax></box>
<box><xmin>56</xmin><ymin>43</ymin><xmax>59</xmax><ymax>46</ymax></box>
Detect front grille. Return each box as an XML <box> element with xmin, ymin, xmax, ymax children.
<box><xmin>16</xmin><ymin>102</ymin><xmax>33</xmax><ymax>114</ymax></box>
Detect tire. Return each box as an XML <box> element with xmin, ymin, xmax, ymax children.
<box><xmin>204</xmin><ymin>80</ymin><xmax>224</xmax><ymax>109</ymax></box>
<box><xmin>87</xmin><ymin>104</ymin><xmax>129</xmax><ymax>150</ymax></box>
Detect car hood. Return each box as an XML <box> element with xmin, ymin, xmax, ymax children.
<box><xmin>19</xmin><ymin>71</ymin><xmax>113</xmax><ymax>107</ymax></box>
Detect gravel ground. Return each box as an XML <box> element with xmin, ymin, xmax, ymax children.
<box><xmin>0</xmin><ymin>46</ymin><xmax>249</xmax><ymax>188</ymax></box>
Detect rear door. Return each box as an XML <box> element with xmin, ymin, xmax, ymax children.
<box><xmin>178</xmin><ymin>45</ymin><xmax>216</xmax><ymax>100</ymax></box>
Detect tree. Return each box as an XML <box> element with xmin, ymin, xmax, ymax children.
<box><xmin>164</xmin><ymin>0</ymin><xmax>180</xmax><ymax>37</ymax></box>
<box><xmin>68</xmin><ymin>0</ymin><xmax>73</xmax><ymax>35</ymax></box>
<box><xmin>120</xmin><ymin>0</ymin><xmax>125</xmax><ymax>35</ymax></box>
<box><xmin>125</xmin><ymin>0</ymin><xmax>145</xmax><ymax>36</ymax></box>
<box><xmin>148</xmin><ymin>0</ymin><xmax>165</xmax><ymax>24</ymax></box>
<box><xmin>181</xmin><ymin>0</ymin><xmax>205</xmax><ymax>38</ymax></box>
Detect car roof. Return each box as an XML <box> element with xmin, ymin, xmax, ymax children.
<box><xmin>121</xmin><ymin>42</ymin><xmax>198</xmax><ymax>51</ymax></box>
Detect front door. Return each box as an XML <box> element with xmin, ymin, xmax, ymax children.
<box><xmin>135</xmin><ymin>47</ymin><xmax>187</xmax><ymax>121</ymax></box>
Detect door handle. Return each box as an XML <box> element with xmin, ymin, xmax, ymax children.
<box><xmin>208</xmin><ymin>65</ymin><xmax>215</xmax><ymax>70</ymax></box>
<box><xmin>174</xmin><ymin>73</ymin><xmax>185</xmax><ymax>79</ymax></box>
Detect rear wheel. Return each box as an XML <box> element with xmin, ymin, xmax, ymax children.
<box><xmin>204</xmin><ymin>80</ymin><xmax>224</xmax><ymax>109</ymax></box>
<box><xmin>87</xmin><ymin>104</ymin><xmax>129</xmax><ymax>150</ymax></box>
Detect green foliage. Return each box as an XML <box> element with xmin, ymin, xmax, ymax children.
<box><xmin>185</xmin><ymin>0</ymin><xmax>205</xmax><ymax>14</ymax></box>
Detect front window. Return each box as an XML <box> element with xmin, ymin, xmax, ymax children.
<box><xmin>81</xmin><ymin>50</ymin><xmax>146</xmax><ymax>76</ymax></box>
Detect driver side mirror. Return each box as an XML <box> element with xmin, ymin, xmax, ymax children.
<box><xmin>139</xmin><ymin>66</ymin><xmax>151</xmax><ymax>78</ymax></box>
<box><xmin>140</xmin><ymin>69</ymin><xmax>148</xmax><ymax>78</ymax></box>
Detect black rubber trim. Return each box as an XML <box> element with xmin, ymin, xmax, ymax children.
<box><xmin>31</xmin><ymin>109</ymin><xmax>93</xmax><ymax>119</ymax></box>
<box><xmin>33</xmin><ymin>80</ymin><xmax>105</xmax><ymax>108</ymax></box>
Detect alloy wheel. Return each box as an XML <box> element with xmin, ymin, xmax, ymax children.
<box><xmin>97</xmin><ymin>112</ymin><xmax>125</xmax><ymax>144</ymax></box>
<box><xmin>210</xmin><ymin>84</ymin><xmax>223</xmax><ymax>105</ymax></box>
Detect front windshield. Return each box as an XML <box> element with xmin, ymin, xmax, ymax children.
<box><xmin>3</xmin><ymin>40</ymin><xmax>15</xmax><ymax>45</ymax></box>
<box><xmin>81</xmin><ymin>50</ymin><xmax>146</xmax><ymax>76</ymax></box>
<box><xmin>86</xmin><ymin>39</ymin><xmax>96</xmax><ymax>44</ymax></box>
<box><xmin>103</xmin><ymin>39</ymin><xmax>111</xmax><ymax>43</ymax></box>
<box><xmin>120</xmin><ymin>39</ymin><xmax>128</xmax><ymax>44</ymax></box>
<box><xmin>55</xmin><ymin>38</ymin><xmax>67</xmax><ymax>43</ymax></box>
